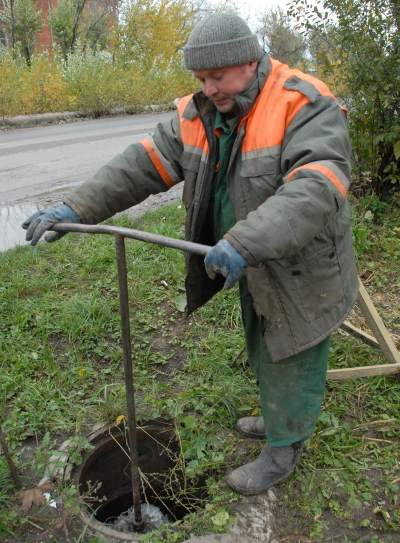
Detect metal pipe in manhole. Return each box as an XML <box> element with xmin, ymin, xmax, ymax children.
<box><xmin>115</xmin><ymin>234</ymin><xmax>143</xmax><ymax>531</ymax></box>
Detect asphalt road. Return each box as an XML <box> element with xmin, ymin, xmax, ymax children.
<box><xmin>0</xmin><ymin>111</ymin><xmax>174</xmax><ymax>204</ymax></box>
<box><xmin>0</xmin><ymin>112</ymin><xmax>184</xmax><ymax>251</ymax></box>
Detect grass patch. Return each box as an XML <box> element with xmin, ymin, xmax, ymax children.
<box><xmin>0</xmin><ymin>201</ymin><xmax>399</xmax><ymax>542</ymax></box>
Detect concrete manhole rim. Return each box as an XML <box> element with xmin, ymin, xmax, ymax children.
<box><xmin>78</xmin><ymin>508</ymin><xmax>143</xmax><ymax>541</ymax></box>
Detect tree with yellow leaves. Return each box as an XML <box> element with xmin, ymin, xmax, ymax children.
<box><xmin>49</xmin><ymin>0</ymin><xmax>116</xmax><ymax>60</ymax></box>
<box><xmin>114</xmin><ymin>0</ymin><xmax>196</xmax><ymax>72</ymax></box>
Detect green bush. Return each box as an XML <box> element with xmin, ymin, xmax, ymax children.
<box><xmin>62</xmin><ymin>48</ymin><xmax>123</xmax><ymax>114</ymax></box>
<box><xmin>289</xmin><ymin>0</ymin><xmax>400</xmax><ymax>199</ymax></box>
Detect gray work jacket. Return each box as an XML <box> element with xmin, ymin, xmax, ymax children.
<box><xmin>65</xmin><ymin>54</ymin><xmax>359</xmax><ymax>361</ymax></box>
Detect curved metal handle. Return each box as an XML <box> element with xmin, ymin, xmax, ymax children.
<box><xmin>51</xmin><ymin>223</ymin><xmax>212</xmax><ymax>256</ymax></box>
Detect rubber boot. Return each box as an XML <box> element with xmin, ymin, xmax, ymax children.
<box><xmin>236</xmin><ymin>417</ymin><xmax>265</xmax><ymax>438</ymax></box>
<box><xmin>226</xmin><ymin>441</ymin><xmax>303</xmax><ymax>496</ymax></box>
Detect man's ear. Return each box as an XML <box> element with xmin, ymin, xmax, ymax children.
<box><xmin>249</xmin><ymin>59</ymin><xmax>258</xmax><ymax>74</ymax></box>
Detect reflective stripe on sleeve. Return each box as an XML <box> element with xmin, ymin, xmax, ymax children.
<box><xmin>285</xmin><ymin>160</ymin><xmax>350</xmax><ymax>200</ymax></box>
<box><xmin>140</xmin><ymin>136</ymin><xmax>181</xmax><ymax>188</ymax></box>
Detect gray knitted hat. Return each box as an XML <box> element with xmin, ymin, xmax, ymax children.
<box><xmin>184</xmin><ymin>12</ymin><xmax>263</xmax><ymax>70</ymax></box>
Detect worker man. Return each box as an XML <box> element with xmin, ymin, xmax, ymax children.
<box><xmin>23</xmin><ymin>12</ymin><xmax>359</xmax><ymax>496</ymax></box>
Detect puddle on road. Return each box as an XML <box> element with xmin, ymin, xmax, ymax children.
<box><xmin>0</xmin><ymin>203</ymin><xmax>51</xmax><ymax>252</ymax></box>
<box><xmin>0</xmin><ymin>182</ymin><xmax>79</xmax><ymax>252</ymax></box>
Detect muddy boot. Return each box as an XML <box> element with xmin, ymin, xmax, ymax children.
<box><xmin>236</xmin><ymin>417</ymin><xmax>265</xmax><ymax>438</ymax></box>
<box><xmin>226</xmin><ymin>441</ymin><xmax>303</xmax><ymax>496</ymax></box>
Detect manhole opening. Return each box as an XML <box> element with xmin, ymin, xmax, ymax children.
<box><xmin>72</xmin><ymin>422</ymin><xmax>208</xmax><ymax>533</ymax></box>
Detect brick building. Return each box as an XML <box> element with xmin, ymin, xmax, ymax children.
<box><xmin>36</xmin><ymin>0</ymin><xmax>53</xmax><ymax>50</ymax></box>
<box><xmin>0</xmin><ymin>0</ymin><xmax>117</xmax><ymax>52</ymax></box>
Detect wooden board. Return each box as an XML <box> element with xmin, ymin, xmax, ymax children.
<box><xmin>327</xmin><ymin>362</ymin><xmax>400</xmax><ymax>380</ymax></box>
<box><xmin>355</xmin><ymin>279</ymin><xmax>400</xmax><ymax>364</ymax></box>
<box><xmin>331</xmin><ymin>279</ymin><xmax>400</xmax><ymax>379</ymax></box>
<box><xmin>340</xmin><ymin>320</ymin><xmax>381</xmax><ymax>350</ymax></box>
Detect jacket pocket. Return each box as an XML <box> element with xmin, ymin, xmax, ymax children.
<box><xmin>286</xmin><ymin>245</ymin><xmax>344</xmax><ymax>322</ymax></box>
<box><xmin>179</xmin><ymin>150</ymin><xmax>201</xmax><ymax>172</ymax></box>
<box><xmin>240</xmin><ymin>155</ymin><xmax>282</xmax><ymax>210</ymax></box>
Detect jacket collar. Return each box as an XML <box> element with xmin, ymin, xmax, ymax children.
<box><xmin>234</xmin><ymin>53</ymin><xmax>271</xmax><ymax>118</ymax></box>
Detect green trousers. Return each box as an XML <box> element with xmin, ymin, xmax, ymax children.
<box><xmin>239</xmin><ymin>277</ymin><xmax>330</xmax><ymax>447</ymax></box>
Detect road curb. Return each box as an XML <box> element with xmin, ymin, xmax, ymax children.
<box><xmin>0</xmin><ymin>103</ymin><xmax>176</xmax><ymax>129</ymax></box>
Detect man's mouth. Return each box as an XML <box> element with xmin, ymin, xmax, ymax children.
<box><xmin>213</xmin><ymin>97</ymin><xmax>228</xmax><ymax>105</ymax></box>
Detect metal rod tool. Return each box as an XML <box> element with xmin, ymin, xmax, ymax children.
<box><xmin>115</xmin><ymin>234</ymin><xmax>144</xmax><ymax>532</ymax></box>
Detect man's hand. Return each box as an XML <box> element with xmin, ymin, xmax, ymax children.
<box><xmin>205</xmin><ymin>238</ymin><xmax>247</xmax><ymax>289</ymax></box>
<box><xmin>22</xmin><ymin>204</ymin><xmax>81</xmax><ymax>246</ymax></box>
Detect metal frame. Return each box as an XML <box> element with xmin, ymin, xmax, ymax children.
<box><xmin>52</xmin><ymin>223</ymin><xmax>400</xmax><ymax>528</ymax></box>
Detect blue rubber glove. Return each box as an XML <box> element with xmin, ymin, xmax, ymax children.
<box><xmin>205</xmin><ymin>238</ymin><xmax>247</xmax><ymax>289</ymax></box>
<box><xmin>22</xmin><ymin>203</ymin><xmax>81</xmax><ymax>246</ymax></box>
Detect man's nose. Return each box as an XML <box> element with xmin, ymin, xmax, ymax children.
<box><xmin>203</xmin><ymin>81</ymin><xmax>218</xmax><ymax>97</ymax></box>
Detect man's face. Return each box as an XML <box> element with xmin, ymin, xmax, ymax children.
<box><xmin>192</xmin><ymin>61</ymin><xmax>258</xmax><ymax>113</ymax></box>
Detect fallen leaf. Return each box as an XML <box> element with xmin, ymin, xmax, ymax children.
<box><xmin>115</xmin><ymin>415</ymin><xmax>125</xmax><ymax>426</ymax></box>
<box><xmin>18</xmin><ymin>480</ymin><xmax>53</xmax><ymax>512</ymax></box>
<box><xmin>174</xmin><ymin>295</ymin><xmax>186</xmax><ymax>313</ymax></box>
<box><xmin>373</xmin><ymin>506</ymin><xmax>390</xmax><ymax>522</ymax></box>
